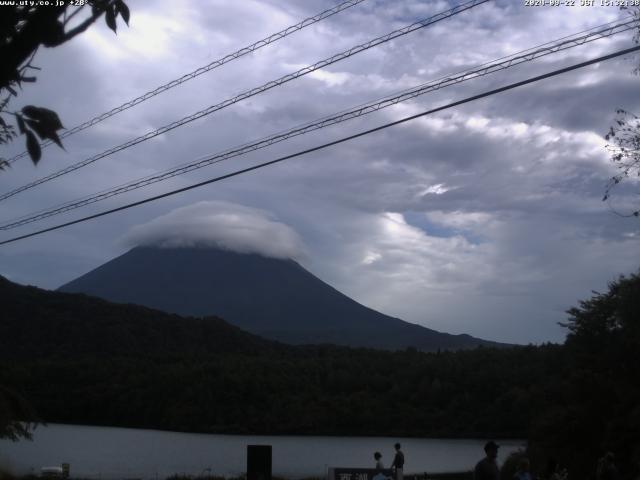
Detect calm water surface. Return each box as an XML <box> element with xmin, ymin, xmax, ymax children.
<box><xmin>0</xmin><ymin>424</ymin><xmax>524</xmax><ymax>479</ymax></box>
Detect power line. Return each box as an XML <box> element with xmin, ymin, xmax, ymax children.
<box><xmin>3</xmin><ymin>18</ymin><xmax>634</xmax><ymax>228</ymax></box>
<box><xmin>6</xmin><ymin>0</ymin><xmax>368</xmax><ymax>165</ymax></box>
<box><xmin>2</xmin><ymin>44</ymin><xmax>638</xmax><ymax>247</ymax></box>
<box><xmin>2</xmin><ymin>18</ymin><xmax>636</xmax><ymax>231</ymax></box>
<box><xmin>0</xmin><ymin>0</ymin><xmax>489</xmax><ymax>203</ymax></box>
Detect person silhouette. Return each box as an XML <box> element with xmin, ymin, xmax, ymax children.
<box><xmin>474</xmin><ymin>441</ymin><xmax>500</xmax><ymax>480</ymax></box>
<box><xmin>391</xmin><ymin>443</ymin><xmax>405</xmax><ymax>480</ymax></box>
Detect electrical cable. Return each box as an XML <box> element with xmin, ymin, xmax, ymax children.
<box><xmin>0</xmin><ymin>0</ymin><xmax>489</xmax><ymax>203</ymax></box>
<box><xmin>6</xmin><ymin>0</ymin><xmax>369</xmax><ymax>164</ymax></box>
<box><xmin>1</xmin><ymin>17</ymin><xmax>636</xmax><ymax>230</ymax></box>
<box><xmin>2</xmin><ymin>44</ymin><xmax>638</xmax><ymax>246</ymax></box>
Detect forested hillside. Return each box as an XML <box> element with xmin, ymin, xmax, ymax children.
<box><xmin>1</xmin><ymin>275</ymin><xmax>276</xmax><ymax>358</ymax></box>
<box><xmin>1</xmin><ymin>273</ymin><xmax>639</xmax><ymax>480</ymax></box>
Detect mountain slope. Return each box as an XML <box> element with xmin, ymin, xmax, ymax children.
<box><xmin>59</xmin><ymin>246</ymin><xmax>502</xmax><ymax>350</ymax></box>
<box><xmin>0</xmin><ymin>274</ymin><xmax>276</xmax><ymax>359</ymax></box>
<box><xmin>0</xmin><ymin>274</ymin><xmax>544</xmax><ymax>440</ymax></box>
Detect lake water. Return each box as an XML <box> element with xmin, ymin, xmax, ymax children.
<box><xmin>0</xmin><ymin>424</ymin><xmax>525</xmax><ymax>479</ymax></box>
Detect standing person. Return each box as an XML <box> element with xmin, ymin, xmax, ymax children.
<box><xmin>375</xmin><ymin>451</ymin><xmax>385</xmax><ymax>469</ymax></box>
<box><xmin>392</xmin><ymin>443</ymin><xmax>405</xmax><ymax>480</ymax></box>
<box><xmin>474</xmin><ymin>441</ymin><xmax>500</xmax><ymax>480</ymax></box>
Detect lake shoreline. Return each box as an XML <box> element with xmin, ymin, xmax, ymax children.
<box><xmin>0</xmin><ymin>473</ymin><xmax>474</xmax><ymax>480</ymax></box>
<box><xmin>23</xmin><ymin>421</ymin><xmax>524</xmax><ymax>441</ymax></box>
<box><xmin>0</xmin><ymin>424</ymin><xmax>524</xmax><ymax>480</ymax></box>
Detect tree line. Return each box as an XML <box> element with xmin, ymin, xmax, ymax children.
<box><xmin>1</xmin><ymin>272</ymin><xmax>639</xmax><ymax>480</ymax></box>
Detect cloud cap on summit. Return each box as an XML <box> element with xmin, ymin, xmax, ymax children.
<box><xmin>121</xmin><ymin>201</ymin><xmax>307</xmax><ymax>261</ymax></box>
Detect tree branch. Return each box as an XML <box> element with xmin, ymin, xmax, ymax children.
<box><xmin>62</xmin><ymin>5</ymin><xmax>86</xmax><ymax>28</ymax></box>
<box><xmin>59</xmin><ymin>1</ymin><xmax>115</xmax><ymax>44</ymax></box>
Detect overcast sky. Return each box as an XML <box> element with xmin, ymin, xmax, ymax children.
<box><xmin>1</xmin><ymin>0</ymin><xmax>639</xmax><ymax>344</ymax></box>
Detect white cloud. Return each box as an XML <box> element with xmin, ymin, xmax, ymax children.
<box><xmin>3</xmin><ymin>0</ymin><xmax>638</xmax><ymax>345</ymax></box>
<box><xmin>308</xmin><ymin>69</ymin><xmax>353</xmax><ymax>87</ymax></box>
<box><xmin>121</xmin><ymin>201</ymin><xmax>307</xmax><ymax>260</ymax></box>
<box><xmin>419</xmin><ymin>183</ymin><xmax>451</xmax><ymax>196</ymax></box>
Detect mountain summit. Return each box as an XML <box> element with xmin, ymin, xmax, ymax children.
<box><xmin>59</xmin><ymin>246</ymin><xmax>502</xmax><ymax>350</ymax></box>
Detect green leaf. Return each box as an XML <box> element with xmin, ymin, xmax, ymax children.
<box><xmin>25</xmin><ymin>119</ymin><xmax>44</xmax><ymax>138</ymax></box>
<box><xmin>105</xmin><ymin>5</ymin><xmax>117</xmax><ymax>33</ymax></box>
<box><xmin>16</xmin><ymin>115</ymin><xmax>26</xmax><ymax>134</ymax></box>
<box><xmin>116</xmin><ymin>0</ymin><xmax>130</xmax><ymax>26</ymax></box>
<box><xmin>25</xmin><ymin>119</ymin><xmax>64</xmax><ymax>149</ymax></box>
<box><xmin>22</xmin><ymin>106</ymin><xmax>64</xmax><ymax>130</ymax></box>
<box><xmin>25</xmin><ymin>130</ymin><xmax>41</xmax><ymax>165</ymax></box>
<box><xmin>40</xmin><ymin>126</ymin><xmax>64</xmax><ymax>149</ymax></box>
<box><xmin>41</xmin><ymin>21</ymin><xmax>65</xmax><ymax>47</ymax></box>
<box><xmin>48</xmin><ymin>130</ymin><xmax>65</xmax><ymax>149</ymax></box>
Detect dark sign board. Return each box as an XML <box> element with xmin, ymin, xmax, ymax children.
<box><xmin>330</xmin><ymin>468</ymin><xmax>395</xmax><ymax>480</ymax></box>
<box><xmin>247</xmin><ymin>445</ymin><xmax>272</xmax><ymax>480</ymax></box>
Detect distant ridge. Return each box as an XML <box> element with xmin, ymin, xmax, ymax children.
<box><xmin>0</xmin><ymin>274</ymin><xmax>541</xmax><ymax>439</ymax></box>
<box><xmin>59</xmin><ymin>246</ymin><xmax>503</xmax><ymax>351</ymax></box>
<box><xmin>0</xmin><ymin>274</ymin><xmax>276</xmax><ymax>359</ymax></box>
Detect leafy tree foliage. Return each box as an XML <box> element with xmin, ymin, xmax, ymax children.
<box><xmin>602</xmin><ymin>6</ymin><xmax>640</xmax><ymax>217</ymax></box>
<box><xmin>0</xmin><ymin>274</ymin><xmax>563</xmax><ymax>439</ymax></box>
<box><xmin>0</xmin><ymin>386</ymin><xmax>37</xmax><ymax>441</ymax></box>
<box><xmin>604</xmin><ymin>110</ymin><xmax>640</xmax><ymax>217</ymax></box>
<box><xmin>0</xmin><ymin>0</ymin><xmax>130</xmax><ymax>441</ymax></box>
<box><xmin>563</xmin><ymin>272</ymin><xmax>639</xmax><ymax>343</ymax></box>
<box><xmin>0</xmin><ymin>0</ymin><xmax>130</xmax><ymax>168</ymax></box>
<box><xmin>1</xmin><ymin>273</ymin><xmax>638</xmax><ymax>479</ymax></box>
<box><xmin>529</xmin><ymin>273</ymin><xmax>640</xmax><ymax>480</ymax></box>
